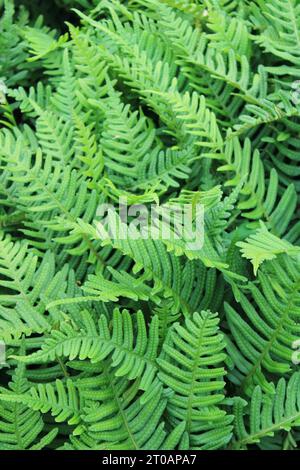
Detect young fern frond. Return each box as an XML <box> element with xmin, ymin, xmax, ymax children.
<box><xmin>237</xmin><ymin>223</ymin><xmax>300</xmax><ymax>273</ymax></box>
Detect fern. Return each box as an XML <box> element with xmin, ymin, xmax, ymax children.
<box><xmin>251</xmin><ymin>0</ymin><xmax>300</xmax><ymax>70</ymax></box>
<box><xmin>0</xmin><ymin>347</ymin><xmax>58</xmax><ymax>450</ymax></box>
<box><xmin>0</xmin><ymin>0</ymin><xmax>300</xmax><ymax>452</ymax></box>
<box><xmin>64</xmin><ymin>367</ymin><xmax>185</xmax><ymax>450</ymax></box>
<box><xmin>157</xmin><ymin>311</ymin><xmax>233</xmax><ymax>450</ymax></box>
<box><xmin>225</xmin><ymin>255</ymin><xmax>300</xmax><ymax>393</ymax></box>
<box><xmin>0</xmin><ymin>233</ymin><xmax>72</xmax><ymax>340</ymax></box>
<box><xmin>16</xmin><ymin>309</ymin><xmax>160</xmax><ymax>391</ymax></box>
<box><xmin>232</xmin><ymin>373</ymin><xmax>300</xmax><ymax>449</ymax></box>
<box><xmin>218</xmin><ymin>137</ymin><xmax>297</xmax><ymax>233</ymax></box>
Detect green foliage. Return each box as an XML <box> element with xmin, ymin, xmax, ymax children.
<box><xmin>0</xmin><ymin>0</ymin><xmax>300</xmax><ymax>451</ymax></box>
<box><xmin>157</xmin><ymin>311</ymin><xmax>233</xmax><ymax>450</ymax></box>
<box><xmin>232</xmin><ymin>372</ymin><xmax>300</xmax><ymax>449</ymax></box>
<box><xmin>0</xmin><ymin>346</ymin><xmax>59</xmax><ymax>449</ymax></box>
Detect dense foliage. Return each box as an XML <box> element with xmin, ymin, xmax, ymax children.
<box><xmin>0</xmin><ymin>0</ymin><xmax>300</xmax><ymax>451</ymax></box>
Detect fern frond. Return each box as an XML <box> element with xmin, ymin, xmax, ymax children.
<box><xmin>15</xmin><ymin>308</ymin><xmax>160</xmax><ymax>391</ymax></box>
<box><xmin>0</xmin><ymin>378</ymin><xmax>83</xmax><ymax>430</ymax></box>
<box><xmin>158</xmin><ymin>311</ymin><xmax>233</xmax><ymax>450</ymax></box>
<box><xmin>225</xmin><ymin>255</ymin><xmax>300</xmax><ymax>393</ymax></box>
<box><xmin>23</xmin><ymin>26</ymin><xmax>68</xmax><ymax>62</ymax></box>
<box><xmin>251</xmin><ymin>0</ymin><xmax>300</xmax><ymax>68</ymax></box>
<box><xmin>219</xmin><ymin>137</ymin><xmax>297</xmax><ymax>232</ymax></box>
<box><xmin>0</xmin><ymin>233</ymin><xmax>71</xmax><ymax>340</ymax></box>
<box><xmin>65</xmin><ymin>367</ymin><xmax>184</xmax><ymax>450</ymax></box>
<box><xmin>0</xmin><ymin>350</ymin><xmax>58</xmax><ymax>450</ymax></box>
<box><xmin>237</xmin><ymin>222</ymin><xmax>300</xmax><ymax>274</ymax></box>
<box><xmin>233</xmin><ymin>373</ymin><xmax>300</xmax><ymax>449</ymax></box>
<box><xmin>2</xmin><ymin>146</ymin><xmax>103</xmax><ymax>265</ymax></box>
<box><xmin>1</xmin><ymin>0</ymin><xmax>300</xmax><ymax>452</ymax></box>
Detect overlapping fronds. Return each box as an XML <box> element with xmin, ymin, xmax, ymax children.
<box><xmin>0</xmin><ymin>0</ymin><xmax>300</xmax><ymax>452</ymax></box>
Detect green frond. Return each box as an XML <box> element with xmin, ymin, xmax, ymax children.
<box><xmin>49</xmin><ymin>48</ymin><xmax>81</xmax><ymax>119</ymax></box>
<box><xmin>23</xmin><ymin>26</ymin><xmax>69</xmax><ymax>62</ymax></box>
<box><xmin>0</xmin><ymin>351</ymin><xmax>58</xmax><ymax>450</ymax></box>
<box><xmin>0</xmin><ymin>233</ymin><xmax>71</xmax><ymax>340</ymax></box>
<box><xmin>233</xmin><ymin>373</ymin><xmax>300</xmax><ymax>449</ymax></box>
<box><xmin>0</xmin><ymin>378</ymin><xmax>83</xmax><ymax>430</ymax></box>
<box><xmin>206</xmin><ymin>8</ymin><xmax>251</xmax><ymax>59</ymax></box>
<box><xmin>251</xmin><ymin>0</ymin><xmax>300</xmax><ymax>69</ymax></box>
<box><xmin>158</xmin><ymin>311</ymin><xmax>233</xmax><ymax>449</ymax></box>
<box><xmin>219</xmin><ymin>137</ymin><xmax>298</xmax><ymax>231</ymax></box>
<box><xmin>64</xmin><ymin>367</ymin><xmax>184</xmax><ymax>450</ymax></box>
<box><xmin>85</xmin><ymin>210</ymin><xmax>228</xmax><ymax>313</ymax></box>
<box><xmin>259</xmin><ymin>117</ymin><xmax>300</xmax><ymax>203</ymax></box>
<box><xmin>81</xmin><ymin>267</ymin><xmax>163</xmax><ymax>304</ymax></box>
<box><xmin>237</xmin><ymin>223</ymin><xmax>300</xmax><ymax>274</ymax></box>
<box><xmin>100</xmin><ymin>99</ymin><xmax>156</xmax><ymax>187</ymax></box>
<box><xmin>136</xmin><ymin>146</ymin><xmax>194</xmax><ymax>191</ymax></box>
<box><xmin>157</xmin><ymin>0</ymin><xmax>205</xmax><ymax>18</ymax></box>
<box><xmin>225</xmin><ymin>255</ymin><xmax>300</xmax><ymax>393</ymax></box>
<box><xmin>2</xmin><ymin>144</ymin><xmax>103</xmax><ymax>264</ymax></box>
<box><xmin>1</xmin><ymin>0</ymin><xmax>300</xmax><ymax>452</ymax></box>
<box><xmin>0</xmin><ymin>0</ymin><xmax>33</xmax><ymax>86</ymax></box>
<box><xmin>15</xmin><ymin>308</ymin><xmax>160</xmax><ymax>391</ymax></box>
<box><xmin>73</xmin><ymin>111</ymin><xmax>104</xmax><ymax>187</ymax></box>
<box><xmin>154</xmin><ymin>90</ymin><xmax>223</xmax><ymax>152</ymax></box>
